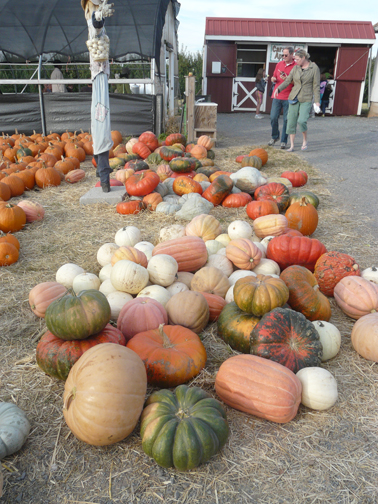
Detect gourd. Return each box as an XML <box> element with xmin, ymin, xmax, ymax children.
<box><xmin>117</xmin><ymin>297</ymin><xmax>168</xmax><ymax>341</ymax></box>
<box><xmin>110</xmin><ymin>260</ymin><xmax>149</xmax><ymax>294</ymax></box>
<box><xmin>312</xmin><ymin>320</ymin><xmax>341</xmax><ymax>361</ymax></box>
<box><xmin>147</xmin><ymin>254</ymin><xmax>178</xmax><ymax>287</ymax></box>
<box><xmin>45</xmin><ymin>290</ymin><xmax>111</xmax><ymax>341</ymax></box>
<box><xmin>97</xmin><ymin>243</ymin><xmax>119</xmax><ymax>267</ymax></box>
<box><xmin>165</xmin><ymin>291</ymin><xmax>209</xmax><ymax>334</ymax></box>
<box><xmin>296</xmin><ymin>367</ymin><xmax>338</xmax><ymax>410</ymax></box>
<box><xmin>114</xmin><ymin>226</ymin><xmax>141</xmax><ymax>247</ymax></box>
<box><xmin>0</xmin><ymin>403</ymin><xmax>31</xmax><ymax>459</ymax></box>
<box><xmin>137</xmin><ymin>285</ymin><xmax>172</xmax><ymax>307</ymax></box>
<box><xmin>72</xmin><ymin>272</ymin><xmax>101</xmax><ymax>293</ymax></box>
<box><xmin>228</xmin><ymin>220</ymin><xmax>253</xmax><ymax>240</ymax></box>
<box><xmin>127</xmin><ymin>324</ymin><xmax>207</xmax><ymax>387</ymax></box>
<box><xmin>36</xmin><ymin>324</ymin><xmax>126</xmax><ymax>380</ymax></box>
<box><xmin>140</xmin><ymin>385</ymin><xmax>229</xmax><ymax>470</ymax></box>
<box><xmin>351</xmin><ymin>312</ymin><xmax>378</xmax><ymax>361</ymax></box>
<box><xmin>63</xmin><ymin>344</ymin><xmax>147</xmax><ymax>446</ymax></box>
<box><xmin>215</xmin><ymin>354</ymin><xmax>302</xmax><ymax>423</ymax></box>
<box><xmin>106</xmin><ymin>291</ymin><xmax>133</xmax><ymax>320</ymax></box>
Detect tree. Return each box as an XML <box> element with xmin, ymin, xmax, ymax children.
<box><xmin>178</xmin><ymin>45</ymin><xmax>203</xmax><ymax>98</ymax></box>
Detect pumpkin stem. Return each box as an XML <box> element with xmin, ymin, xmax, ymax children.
<box><xmin>63</xmin><ymin>387</ymin><xmax>76</xmax><ymax>411</ymax></box>
<box><xmin>159</xmin><ymin>324</ymin><xmax>174</xmax><ymax>348</ymax></box>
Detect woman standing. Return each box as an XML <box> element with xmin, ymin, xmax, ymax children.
<box><xmin>254</xmin><ymin>68</ymin><xmax>268</xmax><ymax>119</ymax></box>
<box><xmin>273</xmin><ymin>49</ymin><xmax>320</xmax><ymax>151</ymax></box>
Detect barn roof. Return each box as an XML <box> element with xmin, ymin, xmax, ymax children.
<box><xmin>205</xmin><ymin>18</ymin><xmax>376</xmax><ymax>45</ymax></box>
<box><xmin>0</xmin><ymin>0</ymin><xmax>180</xmax><ymax>64</ymax></box>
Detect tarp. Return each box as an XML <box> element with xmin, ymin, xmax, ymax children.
<box><xmin>0</xmin><ymin>92</ymin><xmax>156</xmax><ymax>136</ymax></box>
<box><xmin>0</xmin><ymin>0</ymin><xmax>180</xmax><ymax>68</ymax></box>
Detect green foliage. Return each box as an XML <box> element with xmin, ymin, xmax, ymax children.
<box><xmin>178</xmin><ymin>45</ymin><xmax>203</xmax><ymax>98</ymax></box>
<box><xmin>363</xmin><ymin>56</ymin><xmax>376</xmax><ymax>104</ymax></box>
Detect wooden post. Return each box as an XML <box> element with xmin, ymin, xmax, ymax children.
<box><xmin>185</xmin><ymin>75</ymin><xmax>195</xmax><ymax>143</ymax></box>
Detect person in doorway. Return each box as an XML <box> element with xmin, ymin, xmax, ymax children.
<box><xmin>81</xmin><ymin>0</ymin><xmax>114</xmax><ymax>193</ymax></box>
<box><xmin>321</xmin><ymin>83</ymin><xmax>333</xmax><ymax>116</ymax></box>
<box><xmin>268</xmin><ymin>46</ymin><xmax>296</xmax><ymax>149</ymax></box>
<box><xmin>274</xmin><ymin>49</ymin><xmax>320</xmax><ymax>152</ymax></box>
<box><xmin>254</xmin><ymin>68</ymin><xmax>268</xmax><ymax>119</ymax></box>
<box><xmin>50</xmin><ymin>63</ymin><xmax>67</xmax><ymax>93</ymax></box>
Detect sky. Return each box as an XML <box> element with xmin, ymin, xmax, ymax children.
<box><xmin>177</xmin><ymin>0</ymin><xmax>378</xmax><ymax>56</ymax></box>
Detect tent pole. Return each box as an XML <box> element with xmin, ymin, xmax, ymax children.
<box><xmin>38</xmin><ymin>56</ymin><xmax>47</xmax><ymax>136</ymax></box>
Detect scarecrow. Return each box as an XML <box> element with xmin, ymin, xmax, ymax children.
<box><xmin>81</xmin><ymin>0</ymin><xmax>114</xmax><ymax>192</ymax></box>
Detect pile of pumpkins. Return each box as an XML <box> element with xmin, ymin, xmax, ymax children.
<box><xmin>26</xmin><ymin>210</ymin><xmax>378</xmax><ymax>470</ymax></box>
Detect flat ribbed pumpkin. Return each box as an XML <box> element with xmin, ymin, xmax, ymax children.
<box><xmin>185</xmin><ymin>214</ymin><xmax>222</xmax><ymax>242</ymax></box>
<box><xmin>126</xmin><ymin>324</ymin><xmax>207</xmax><ymax>387</ymax></box>
<box><xmin>152</xmin><ymin>236</ymin><xmax>207</xmax><ymax>272</ymax></box>
<box><xmin>267</xmin><ymin>235</ymin><xmax>327</xmax><ymax>272</ymax></box>
<box><xmin>250</xmin><ymin>307</ymin><xmax>323</xmax><ymax>372</ymax></box>
<box><xmin>215</xmin><ymin>354</ymin><xmax>302</xmax><ymax>423</ymax></box>
<box><xmin>225</xmin><ymin>238</ymin><xmax>262</xmax><ymax>271</ymax></box>
<box><xmin>333</xmin><ymin>276</ymin><xmax>378</xmax><ymax>319</ymax></box>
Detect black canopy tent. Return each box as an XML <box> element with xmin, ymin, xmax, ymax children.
<box><xmin>0</xmin><ymin>0</ymin><xmax>180</xmax><ymax>135</ymax></box>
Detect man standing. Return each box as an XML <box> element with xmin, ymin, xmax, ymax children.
<box><xmin>50</xmin><ymin>63</ymin><xmax>67</xmax><ymax>93</ymax></box>
<box><xmin>268</xmin><ymin>47</ymin><xmax>296</xmax><ymax>149</ymax></box>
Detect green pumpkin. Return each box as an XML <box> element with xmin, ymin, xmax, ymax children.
<box><xmin>160</xmin><ymin>146</ymin><xmax>184</xmax><ymax>162</ymax></box>
<box><xmin>241</xmin><ymin>155</ymin><xmax>263</xmax><ymax>170</ymax></box>
<box><xmin>290</xmin><ymin>190</ymin><xmax>320</xmax><ymax>209</ymax></box>
<box><xmin>217</xmin><ymin>302</ymin><xmax>260</xmax><ymax>353</ymax></box>
<box><xmin>140</xmin><ymin>385</ymin><xmax>229</xmax><ymax>471</ymax></box>
<box><xmin>207</xmin><ymin>149</ymin><xmax>215</xmax><ymax>160</ymax></box>
<box><xmin>169</xmin><ymin>156</ymin><xmax>197</xmax><ymax>173</ymax></box>
<box><xmin>146</xmin><ymin>152</ymin><xmax>162</xmax><ymax>165</ymax></box>
<box><xmin>45</xmin><ymin>290</ymin><xmax>111</xmax><ymax>341</ymax></box>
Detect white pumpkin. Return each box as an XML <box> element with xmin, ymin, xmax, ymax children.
<box><xmin>99</xmin><ymin>278</ymin><xmax>118</xmax><ymax>296</ymax></box>
<box><xmin>99</xmin><ymin>263</ymin><xmax>113</xmax><ymax>282</ymax></box>
<box><xmin>252</xmin><ymin>258</ymin><xmax>280</xmax><ymax>276</ymax></box>
<box><xmin>162</xmin><ymin>177</ymin><xmax>175</xmax><ymax>194</ymax></box>
<box><xmin>312</xmin><ymin>320</ymin><xmax>341</xmax><ymax>361</ymax></box>
<box><xmin>206</xmin><ymin>254</ymin><xmax>233</xmax><ymax>277</ymax></box>
<box><xmin>166</xmin><ymin>282</ymin><xmax>189</xmax><ymax>296</ymax></box>
<box><xmin>163</xmin><ymin>194</ymin><xmax>181</xmax><ymax>204</ymax></box>
<box><xmin>296</xmin><ymin>367</ymin><xmax>338</xmax><ymax>411</ymax></box>
<box><xmin>228</xmin><ymin>270</ymin><xmax>257</xmax><ymax>285</ymax></box>
<box><xmin>260</xmin><ymin>236</ymin><xmax>276</xmax><ymax>248</ymax></box>
<box><xmin>0</xmin><ymin>403</ymin><xmax>31</xmax><ymax>459</ymax></box>
<box><xmin>175</xmin><ymin>197</ymin><xmax>214</xmax><ymax>220</ymax></box>
<box><xmin>154</xmin><ymin>183</ymin><xmax>169</xmax><ymax>198</ymax></box>
<box><xmin>361</xmin><ymin>266</ymin><xmax>378</xmax><ymax>284</ymax></box>
<box><xmin>126</xmin><ymin>137</ymin><xmax>139</xmax><ymax>154</ymax></box>
<box><xmin>225</xmin><ymin>284</ymin><xmax>235</xmax><ymax>303</ymax></box>
<box><xmin>228</xmin><ymin>220</ymin><xmax>253</xmax><ymax>240</ymax></box>
<box><xmin>97</xmin><ymin>242</ymin><xmax>119</xmax><ymax>267</ymax></box>
<box><xmin>178</xmin><ymin>193</ymin><xmax>202</xmax><ymax>205</ymax></box>
<box><xmin>110</xmin><ymin>260</ymin><xmax>149</xmax><ymax>294</ymax></box>
<box><xmin>215</xmin><ymin>233</ymin><xmax>231</xmax><ymax>247</ymax></box>
<box><xmin>106</xmin><ymin>291</ymin><xmax>133</xmax><ymax>321</ymax></box>
<box><xmin>159</xmin><ymin>224</ymin><xmax>186</xmax><ymax>243</ymax></box>
<box><xmin>56</xmin><ymin>263</ymin><xmax>85</xmax><ymax>288</ymax></box>
<box><xmin>229</xmin><ymin>167</ymin><xmax>267</xmax><ymax>193</ymax></box>
<box><xmin>137</xmin><ymin>285</ymin><xmax>172</xmax><ymax>307</ymax></box>
<box><xmin>147</xmin><ymin>254</ymin><xmax>178</xmax><ymax>287</ymax></box>
<box><xmin>206</xmin><ymin>239</ymin><xmax>225</xmax><ymax>256</ymax></box>
<box><xmin>176</xmin><ymin>271</ymin><xmax>194</xmax><ymax>288</ymax></box>
<box><xmin>134</xmin><ymin>241</ymin><xmax>155</xmax><ymax>261</ymax></box>
<box><xmin>155</xmin><ymin>202</ymin><xmax>182</xmax><ymax>214</ymax></box>
<box><xmin>72</xmin><ymin>272</ymin><xmax>101</xmax><ymax>293</ymax></box>
<box><xmin>114</xmin><ymin>226</ymin><xmax>141</xmax><ymax>247</ymax></box>
<box><xmin>252</xmin><ymin>241</ymin><xmax>267</xmax><ymax>257</ymax></box>
<box><xmin>216</xmin><ymin>248</ymin><xmax>227</xmax><ymax>257</ymax></box>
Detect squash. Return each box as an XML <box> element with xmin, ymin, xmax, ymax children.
<box><xmin>0</xmin><ymin>403</ymin><xmax>31</xmax><ymax>459</ymax></box>
<box><xmin>63</xmin><ymin>344</ymin><xmax>147</xmax><ymax>446</ymax></box>
<box><xmin>16</xmin><ymin>200</ymin><xmax>45</xmax><ymax>222</ymax></box>
<box><xmin>253</xmin><ymin>214</ymin><xmax>288</xmax><ymax>239</ymax></box>
<box><xmin>248</xmin><ymin>148</ymin><xmax>268</xmax><ymax>165</ymax></box>
<box><xmin>127</xmin><ymin>324</ymin><xmax>207</xmax><ymax>387</ymax></box>
<box><xmin>206</xmin><ymin>254</ymin><xmax>233</xmax><ymax>277</ymax></box>
<box><xmin>191</xmin><ymin>266</ymin><xmax>230</xmax><ymax>298</ymax></box>
<box><xmin>312</xmin><ymin>320</ymin><xmax>341</xmax><ymax>361</ymax></box>
<box><xmin>267</xmin><ymin>235</ymin><xmax>327</xmax><ymax>272</ymax></box>
<box><xmin>114</xmin><ymin>226</ymin><xmax>141</xmax><ymax>247</ymax></box>
<box><xmin>226</xmin><ymin>239</ymin><xmax>262</xmax><ymax>271</ymax></box>
<box><xmin>296</xmin><ymin>367</ymin><xmax>338</xmax><ymax>410</ymax></box>
<box><xmin>29</xmin><ymin>281</ymin><xmax>68</xmax><ymax>318</ymax></box>
<box><xmin>72</xmin><ymin>272</ymin><xmax>101</xmax><ymax>294</ymax></box>
<box><xmin>110</xmin><ymin>260</ymin><xmax>149</xmax><ymax>294</ymax></box>
<box><xmin>217</xmin><ymin>302</ymin><xmax>260</xmax><ymax>353</ymax></box>
<box><xmin>251</xmin><ymin>258</ymin><xmax>280</xmax><ymax>277</ymax></box>
<box><xmin>201</xmin><ymin>292</ymin><xmax>227</xmax><ymax>321</ymax></box>
<box><xmin>333</xmin><ymin>276</ymin><xmax>378</xmax><ymax>319</ymax></box>
<box><xmin>185</xmin><ymin>214</ymin><xmax>222</xmax><ymax>242</ymax></box>
<box><xmin>117</xmin><ymin>297</ymin><xmax>168</xmax><ymax>341</ymax></box>
<box><xmin>140</xmin><ymin>384</ymin><xmax>229</xmax><ymax>470</ymax></box>
<box><xmin>116</xmin><ymin>200</ymin><xmax>146</xmax><ymax>215</ymax></box>
<box><xmin>107</xmin><ymin>291</ymin><xmax>133</xmax><ymax>320</ymax></box>
<box><xmin>172</xmin><ymin>176</ymin><xmax>203</xmax><ymax>196</ymax></box>
<box><xmin>285</xmin><ymin>197</ymin><xmax>319</xmax><ymax>236</ymax></box>
<box><xmin>313</xmin><ymin>251</ymin><xmax>360</xmax><ymax>297</ymax></box>
<box><xmin>233</xmin><ymin>275</ymin><xmax>289</xmax><ymax>317</ymax></box>
<box><xmin>175</xmin><ymin>195</ymin><xmax>213</xmax><ymax>220</ymax></box>
<box><xmin>45</xmin><ymin>290</ymin><xmax>111</xmax><ymax>341</ymax></box>
<box><xmin>36</xmin><ymin>324</ymin><xmax>126</xmax><ymax>380</ymax></box>
<box><xmin>351</xmin><ymin>312</ymin><xmax>378</xmax><ymax>361</ymax></box>
<box><xmin>201</xmin><ymin>175</ymin><xmax>233</xmax><ymax>206</ymax></box>
<box><xmin>280</xmin><ymin>265</ymin><xmax>332</xmax><ymax>321</ymax></box>
<box><xmin>250</xmin><ymin>307</ymin><xmax>323</xmax><ymax>372</ymax></box>
<box><xmin>125</xmin><ymin>171</ymin><xmax>160</xmax><ymax>196</ymax></box>
<box><xmin>215</xmin><ymin>354</ymin><xmax>302</xmax><ymax>423</ymax></box>
<box><xmin>165</xmin><ymin>291</ymin><xmax>209</xmax><ymax>334</ymax></box>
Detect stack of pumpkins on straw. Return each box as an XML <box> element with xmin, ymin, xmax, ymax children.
<box><xmin>28</xmin><ymin>194</ymin><xmax>378</xmax><ymax>469</ymax></box>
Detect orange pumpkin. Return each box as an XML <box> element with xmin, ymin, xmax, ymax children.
<box><xmin>35</xmin><ymin>166</ymin><xmax>61</xmax><ymax>188</ymax></box>
<box><xmin>248</xmin><ymin>148</ymin><xmax>268</xmax><ymax>165</ymax></box>
<box><xmin>111</xmin><ymin>246</ymin><xmax>148</xmax><ymax>268</ymax></box>
<box><xmin>246</xmin><ymin>200</ymin><xmax>279</xmax><ymax>220</ymax></box>
<box><xmin>152</xmin><ymin>236</ymin><xmax>207</xmax><ymax>272</ymax></box>
<box><xmin>0</xmin><ymin>174</ymin><xmax>25</xmax><ymax>197</ymax></box>
<box><xmin>0</xmin><ymin>202</ymin><xmax>26</xmax><ymax>233</ymax></box>
<box><xmin>142</xmin><ymin>192</ymin><xmax>163</xmax><ymax>211</ymax></box>
<box><xmin>197</xmin><ymin>135</ymin><xmax>215</xmax><ymax>151</ymax></box>
<box><xmin>0</xmin><ymin>241</ymin><xmax>19</xmax><ymax>266</ymax></box>
<box><xmin>190</xmin><ymin>144</ymin><xmax>208</xmax><ymax>160</ymax></box>
<box><xmin>226</xmin><ymin>239</ymin><xmax>262</xmax><ymax>270</ymax></box>
<box><xmin>116</xmin><ymin>200</ymin><xmax>146</xmax><ymax>215</ymax></box>
<box><xmin>172</xmin><ymin>176</ymin><xmax>203</xmax><ymax>196</ymax></box>
<box><xmin>0</xmin><ymin>231</ymin><xmax>20</xmax><ymax>250</ymax></box>
<box><xmin>132</xmin><ymin>141</ymin><xmax>151</xmax><ymax>160</ymax></box>
<box><xmin>201</xmin><ymin>292</ymin><xmax>227</xmax><ymax>321</ymax></box>
<box><xmin>285</xmin><ymin>197</ymin><xmax>319</xmax><ymax>236</ymax></box>
<box><xmin>125</xmin><ymin>171</ymin><xmax>160</xmax><ymax>196</ymax></box>
<box><xmin>221</xmin><ymin>192</ymin><xmax>252</xmax><ymax>208</ymax></box>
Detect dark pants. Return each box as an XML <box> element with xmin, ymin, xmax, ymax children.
<box><xmin>94</xmin><ymin>151</ymin><xmax>112</xmax><ymax>185</ymax></box>
<box><xmin>321</xmin><ymin>100</ymin><xmax>329</xmax><ymax>114</ymax></box>
<box><xmin>270</xmin><ymin>99</ymin><xmax>289</xmax><ymax>143</ymax></box>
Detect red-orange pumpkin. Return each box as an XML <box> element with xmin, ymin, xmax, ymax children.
<box><xmin>246</xmin><ymin>200</ymin><xmax>279</xmax><ymax>220</ymax></box>
<box><xmin>285</xmin><ymin>197</ymin><xmax>319</xmax><ymax>236</ymax></box>
<box><xmin>281</xmin><ymin>170</ymin><xmax>308</xmax><ymax>187</ymax></box>
<box><xmin>254</xmin><ymin>182</ymin><xmax>290</xmax><ymax>212</ymax></box>
<box><xmin>172</xmin><ymin>176</ymin><xmax>203</xmax><ymax>196</ymax></box>
<box><xmin>221</xmin><ymin>192</ymin><xmax>252</xmax><ymax>208</ymax></box>
<box><xmin>116</xmin><ymin>200</ymin><xmax>146</xmax><ymax>215</ymax></box>
<box><xmin>267</xmin><ymin>235</ymin><xmax>327</xmax><ymax>272</ymax></box>
<box><xmin>314</xmin><ymin>251</ymin><xmax>361</xmax><ymax>297</ymax></box>
<box><xmin>202</xmin><ymin>174</ymin><xmax>233</xmax><ymax>206</ymax></box>
<box><xmin>125</xmin><ymin>171</ymin><xmax>160</xmax><ymax>196</ymax></box>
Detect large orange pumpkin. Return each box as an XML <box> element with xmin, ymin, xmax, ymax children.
<box><xmin>215</xmin><ymin>354</ymin><xmax>302</xmax><ymax>423</ymax></box>
<box><xmin>285</xmin><ymin>197</ymin><xmax>319</xmax><ymax>236</ymax></box>
<box><xmin>152</xmin><ymin>236</ymin><xmax>207</xmax><ymax>272</ymax></box>
<box><xmin>248</xmin><ymin>148</ymin><xmax>268</xmax><ymax>165</ymax></box>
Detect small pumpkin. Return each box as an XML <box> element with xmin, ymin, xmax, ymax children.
<box><xmin>165</xmin><ymin>291</ymin><xmax>209</xmax><ymax>334</ymax></box>
<box><xmin>226</xmin><ymin>239</ymin><xmax>262</xmax><ymax>271</ymax></box>
<box><xmin>0</xmin><ymin>241</ymin><xmax>19</xmax><ymax>266</ymax></box>
<box><xmin>246</xmin><ymin>200</ymin><xmax>279</xmax><ymax>220</ymax></box>
<box><xmin>312</xmin><ymin>320</ymin><xmax>341</xmax><ymax>361</ymax></box>
<box><xmin>351</xmin><ymin>312</ymin><xmax>378</xmax><ymax>361</ymax></box>
<box><xmin>0</xmin><ymin>403</ymin><xmax>31</xmax><ymax>459</ymax></box>
<box><xmin>281</xmin><ymin>170</ymin><xmax>308</xmax><ymax>187</ymax></box>
<box><xmin>221</xmin><ymin>192</ymin><xmax>252</xmax><ymax>208</ymax></box>
<box><xmin>253</xmin><ymin>214</ymin><xmax>288</xmax><ymax>239</ymax></box>
<box><xmin>285</xmin><ymin>197</ymin><xmax>319</xmax><ymax>236</ymax></box>
<box><xmin>29</xmin><ymin>281</ymin><xmax>68</xmax><ymax>318</ymax></box>
<box><xmin>116</xmin><ymin>200</ymin><xmax>146</xmax><ymax>215</ymax></box>
<box><xmin>140</xmin><ymin>384</ymin><xmax>229</xmax><ymax>470</ymax></box>
<box><xmin>117</xmin><ymin>297</ymin><xmax>168</xmax><ymax>341</ymax></box>
<box><xmin>185</xmin><ymin>214</ymin><xmax>222</xmax><ymax>242</ymax></box>
<box><xmin>254</xmin><ymin>182</ymin><xmax>291</xmax><ymax>212</ymax></box>
<box><xmin>296</xmin><ymin>367</ymin><xmax>338</xmax><ymax>411</ymax></box>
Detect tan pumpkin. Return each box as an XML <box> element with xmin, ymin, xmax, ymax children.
<box><xmin>110</xmin><ymin>246</ymin><xmax>148</xmax><ymax>268</ymax></box>
<box><xmin>201</xmin><ymin>292</ymin><xmax>227</xmax><ymax>321</ymax></box>
<box><xmin>191</xmin><ymin>266</ymin><xmax>230</xmax><ymax>298</ymax></box>
<box><xmin>351</xmin><ymin>312</ymin><xmax>378</xmax><ymax>362</ymax></box>
<box><xmin>197</xmin><ymin>135</ymin><xmax>215</xmax><ymax>150</ymax></box>
<box><xmin>63</xmin><ymin>344</ymin><xmax>147</xmax><ymax>446</ymax></box>
<box><xmin>190</xmin><ymin>144</ymin><xmax>208</xmax><ymax>160</ymax></box>
<box><xmin>225</xmin><ymin>239</ymin><xmax>262</xmax><ymax>270</ymax></box>
<box><xmin>215</xmin><ymin>354</ymin><xmax>302</xmax><ymax>423</ymax></box>
<box><xmin>253</xmin><ymin>214</ymin><xmax>289</xmax><ymax>239</ymax></box>
<box><xmin>334</xmin><ymin>276</ymin><xmax>378</xmax><ymax>319</ymax></box>
<box><xmin>165</xmin><ymin>290</ymin><xmax>210</xmax><ymax>334</ymax></box>
<box><xmin>185</xmin><ymin>214</ymin><xmax>222</xmax><ymax>242</ymax></box>
<box><xmin>29</xmin><ymin>281</ymin><xmax>68</xmax><ymax>318</ymax></box>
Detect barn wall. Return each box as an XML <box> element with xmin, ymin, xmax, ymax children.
<box><xmin>205</xmin><ymin>41</ymin><xmax>236</xmax><ymax>112</ymax></box>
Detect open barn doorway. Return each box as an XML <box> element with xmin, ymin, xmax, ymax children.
<box><xmin>308</xmin><ymin>45</ymin><xmax>338</xmax><ymax>77</ymax></box>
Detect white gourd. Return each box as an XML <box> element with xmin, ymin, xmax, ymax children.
<box><xmin>110</xmin><ymin>260</ymin><xmax>149</xmax><ymax>294</ymax></box>
<box><xmin>166</xmin><ymin>282</ymin><xmax>189</xmax><ymax>296</ymax></box>
<box><xmin>159</xmin><ymin>224</ymin><xmax>186</xmax><ymax>242</ymax></box>
<box><xmin>252</xmin><ymin>258</ymin><xmax>280</xmax><ymax>276</ymax></box>
<box><xmin>137</xmin><ymin>285</ymin><xmax>172</xmax><ymax>307</ymax></box>
<box><xmin>99</xmin><ymin>278</ymin><xmax>118</xmax><ymax>296</ymax></box>
<box><xmin>228</xmin><ymin>220</ymin><xmax>253</xmax><ymax>240</ymax></box>
<box><xmin>229</xmin><ymin>167</ymin><xmax>267</xmax><ymax>193</ymax></box>
<box><xmin>134</xmin><ymin>241</ymin><xmax>155</xmax><ymax>261</ymax></box>
<box><xmin>56</xmin><ymin>263</ymin><xmax>85</xmax><ymax>288</ymax></box>
<box><xmin>97</xmin><ymin>243</ymin><xmax>119</xmax><ymax>266</ymax></box>
<box><xmin>312</xmin><ymin>320</ymin><xmax>341</xmax><ymax>361</ymax></box>
<box><xmin>228</xmin><ymin>270</ymin><xmax>257</xmax><ymax>285</ymax></box>
<box><xmin>114</xmin><ymin>226</ymin><xmax>141</xmax><ymax>247</ymax></box>
<box><xmin>107</xmin><ymin>291</ymin><xmax>133</xmax><ymax>321</ymax></box>
<box><xmin>99</xmin><ymin>263</ymin><xmax>113</xmax><ymax>282</ymax></box>
<box><xmin>296</xmin><ymin>367</ymin><xmax>338</xmax><ymax>410</ymax></box>
<box><xmin>206</xmin><ymin>254</ymin><xmax>234</xmax><ymax>277</ymax></box>
<box><xmin>72</xmin><ymin>272</ymin><xmax>101</xmax><ymax>293</ymax></box>
<box><xmin>361</xmin><ymin>266</ymin><xmax>378</xmax><ymax>284</ymax></box>
<box><xmin>147</xmin><ymin>254</ymin><xmax>178</xmax><ymax>287</ymax></box>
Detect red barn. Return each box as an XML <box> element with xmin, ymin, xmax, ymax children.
<box><xmin>203</xmin><ymin>18</ymin><xmax>376</xmax><ymax>115</ymax></box>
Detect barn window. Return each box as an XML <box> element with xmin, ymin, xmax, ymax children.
<box><xmin>236</xmin><ymin>44</ymin><xmax>267</xmax><ymax>77</ymax></box>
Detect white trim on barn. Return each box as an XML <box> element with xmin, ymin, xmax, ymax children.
<box><xmin>205</xmin><ymin>35</ymin><xmax>377</xmax><ymax>45</ymax></box>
